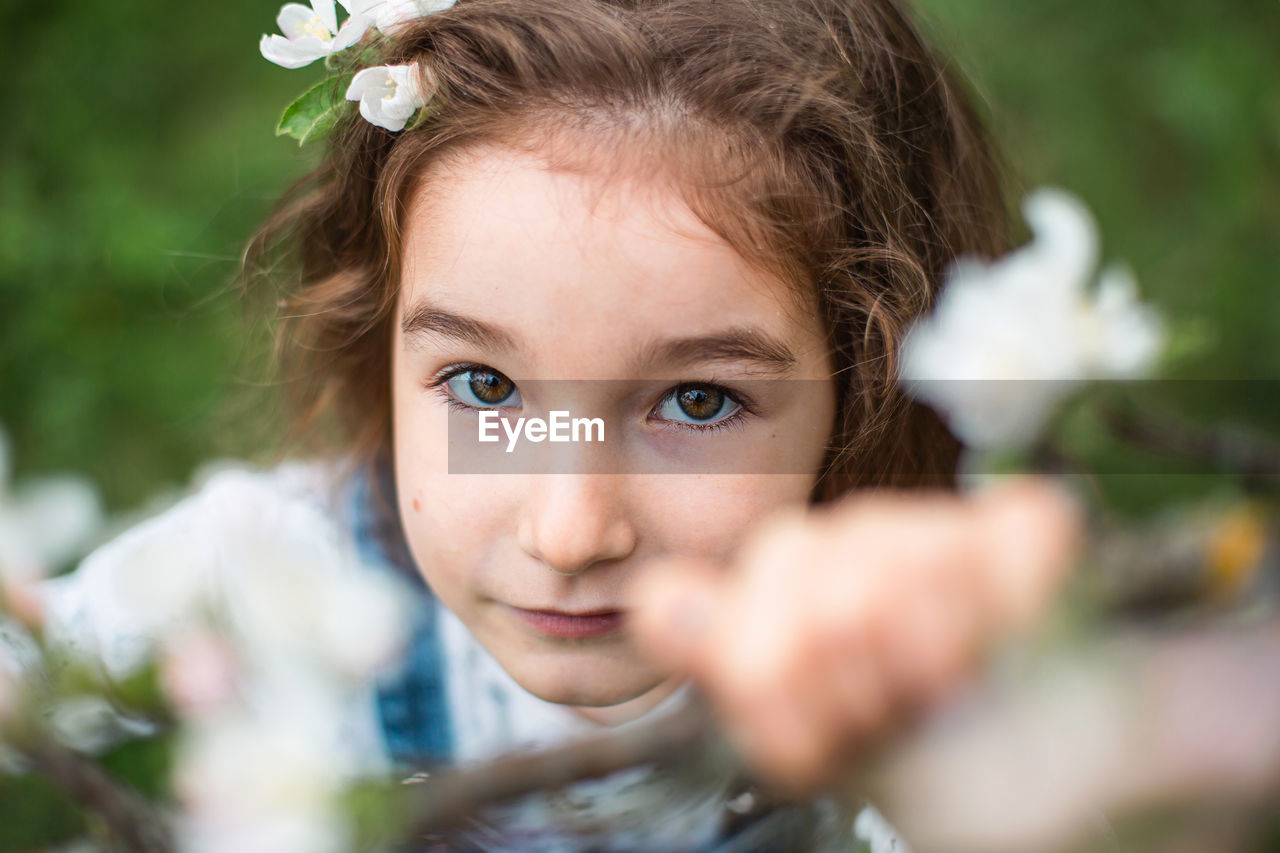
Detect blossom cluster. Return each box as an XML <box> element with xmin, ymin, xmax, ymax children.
<box><xmin>86</xmin><ymin>467</ymin><xmax>412</xmax><ymax>853</ymax></box>
<box><xmin>899</xmin><ymin>189</ymin><xmax>1164</xmax><ymax>450</ymax></box>
<box><xmin>0</xmin><ymin>440</ymin><xmax>413</xmax><ymax>853</ymax></box>
<box><xmin>259</xmin><ymin>0</ymin><xmax>457</xmax><ymax>132</ymax></box>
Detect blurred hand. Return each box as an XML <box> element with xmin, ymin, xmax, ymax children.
<box><xmin>629</xmin><ymin>478</ymin><xmax>1082</xmax><ymax>794</ymax></box>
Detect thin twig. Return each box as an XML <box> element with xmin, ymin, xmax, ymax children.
<box><xmin>1099</xmin><ymin>401</ymin><xmax>1280</xmax><ymax>481</ymax></box>
<box><xmin>403</xmin><ymin>700</ymin><xmax>722</xmax><ymax>836</ymax></box>
<box><xmin>400</xmin><ymin>619</ymin><xmax>1280</xmax><ymax>852</ymax></box>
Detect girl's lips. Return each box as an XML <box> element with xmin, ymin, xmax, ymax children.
<box><xmin>512</xmin><ymin>607</ymin><xmax>624</xmax><ymax>639</ymax></box>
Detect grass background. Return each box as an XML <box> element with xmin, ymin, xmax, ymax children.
<box><xmin>1</xmin><ymin>0</ymin><xmax>1277</xmax><ymax>512</ymax></box>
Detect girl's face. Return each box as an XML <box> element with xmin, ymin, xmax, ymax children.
<box><xmin>392</xmin><ymin>144</ymin><xmax>836</xmax><ymax>718</ymax></box>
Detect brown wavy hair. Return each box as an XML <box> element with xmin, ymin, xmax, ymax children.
<box><xmin>241</xmin><ymin>0</ymin><xmax>1010</xmax><ymax>502</ymax></box>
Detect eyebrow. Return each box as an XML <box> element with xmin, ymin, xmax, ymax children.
<box><xmin>400</xmin><ymin>298</ymin><xmax>799</xmax><ymax>375</ymax></box>
<box><xmin>401</xmin><ymin>301</ymin><xmax>519</xmax><ymax>352</ymax></box>
<box><xmin>632</xmin><ymin>328</ymin><xmax>799</xmax><ymax>376</ymax></box>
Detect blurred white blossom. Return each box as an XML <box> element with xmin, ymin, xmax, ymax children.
<box><xmin>6</xmin><ymin>457</ymin><xmax>409</xmax><ymax>852</ymax></box>
<box><xmin>109</xmin><ymin>523</ymin><xmax>212</xmax><ymax>637</ymax></box>
<box><xmin>100</xmin><ymin>468</ymin><xmax>410</xmax><ymax>683</ymax></box>
<box><xmin>899</xmin><ymin>189</ymin><xmax>1164</xmax><ymax>449</ymax></box>
<box><xmin>352</xmin><ymin>0</ymin><xmax>456</xmax><ymax>34</ymax></box>
<box><xmin>176</xmin><ymin>707</ymin><xmax>352</xmax><ymax>853</ymax></box>
<box><xmin>0</xmin><ymin>424</ymin><xmax>104</xmax><ymax>620</ymax></box>
<box><xmin>345</xmin><ymin>63</ymin><xmax>431</xmax><ymax>131</ymax></box>
<box><xmin>83</xmin><ymin>465</ymin><xmax>412</xmax><ymax>852</ymax></box>
<box><xmin>160</xmin><ymin>631</ymin><xmax>239</xmax><ymax>718</ymax></box>
<box><xmin>46</xmin><ymin>695</ymin><xmax>116</xmax><ymax>750</ymax></box>
<box><xmin>260</xmin><ymin>0</ymin><xmax>369</xmax><ymax>69</ymax></box>
<box><xmin>46</xmin><ymin>695</ymin><xmax>153</xmax><ymax>754</ymax></box>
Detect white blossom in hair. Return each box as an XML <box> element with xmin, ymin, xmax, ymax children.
<box><xmin>260</xmin><ymin>0</ymin><xmax>453</xmax><ymax>141</ymax></box>
<box><xmin>259</xmin><ymin>0</ymin><xmax>370</xmax><ymax>69</ymax></box>
<box><xmin>345</xmin><ymin>63</ymin><xmax>433</xmax><ymax>132</ymax></box>
<box><xmin>353</xmin><ymin>0</ymin><xmax>458</xmax><ymax>35</ymax></box>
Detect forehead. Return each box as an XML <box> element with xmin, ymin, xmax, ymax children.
<box><xmin>397</xmin><ymin>145</ymin><xmax>824</xmax><ymax>378</ymax></box>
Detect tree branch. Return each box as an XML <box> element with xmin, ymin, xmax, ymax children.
<box><xmin>1099</xmin><ymin>401</ymin><xmax>1280</xmax><ymax>481</ymax></box>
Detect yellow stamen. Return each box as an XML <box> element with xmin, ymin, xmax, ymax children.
<box><xmin>297</xmin><ymin>15</ymin><xmax>334</xmax><ymax>41</ymax></box>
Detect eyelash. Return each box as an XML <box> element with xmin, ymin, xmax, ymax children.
<box><xmin>424</xmin><ymin>363</ymin><xmax>758</xmax><ymax>434</ymax></box>
<box><xmin>652</xmin><ymin>383</ymin><xmax>756</xmax><ymax>434</ymax></box>
<box><xmin>426</xmin><ymin>362</ymin><xmax>517</xmax><ymax>416</ymax></box>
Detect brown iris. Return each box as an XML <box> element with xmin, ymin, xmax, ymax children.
<box><xmin>675</xmin><ymin>385</ymin><xmax>724</xmax><ymax>421</ymax></box>
<box><xmin>469</xmin><ymin>370</ymin><xmax>515</xmax><ymax>405</ymax></box>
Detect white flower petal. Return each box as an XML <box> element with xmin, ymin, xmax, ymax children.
<box><xmin>361</xmin><ymin>0</ymin><xmax>455</xmax><ymax>34</ymax></box>
<box><xmin>311</xmin><ymin>0</ymin><xmax>340</xmax><ymax>36</ymax></box>
<box><xmin>345</xmin><ymin>65</ymin><xmax>390</xmax><ymax>100</ymax></box>
<box><xmin>1090</xmin><ymin>265</ymin><xmax>1165</xmax><ymax>376</ymax></box>
<box><xmin>1022</xmin><ymin>188</ymin><xmax>1099</xmax><ymax>298</ymax></box>
<box><xmin>371</xmin><ymin>0</ymin><xmax>420</xmax><ymax>33</ymax></box>
<box><xmin>12</xmin><ymin>475</ymin><xmax>103</xmax><ymax>570</ymax></box>
<box><xmin>331</xmin><ymin>14</ymin><xmax>369</xmax><ymax>51</ymax></box>
<box><xmin>260</xmin><ymin>34</ymin><xmax>329</xmax><ymax>69</ymax></box>
<box><xmin>385</xmin><ymin>63</ymin><xmax>421</xmax><ymax>99</ymax></box>
<box><xmin>108</xmin><ymin>520</ymin><xmax>211</xmax><ymax>636</ymax></box>
<box><xmin>275</xmin><ymin>4</ymin><xmax>324</xmax><ymax>40</ymax></box>
<box><xmin>47</xmin><ymin>695</ymin><xmax>151</xmax><ymax>754</ymax></box>
<box><xmin>900</xmin><ymin>188</ymin><xmax>1160</xmax><ymax>450</ymax></box>
<box><xmin>358</xmin><ymin>96</ymin><xmax>394</xmax><ymax>130</ymax></box>
<box><xmin>314</xmin><ymin>572</ymin><xmax>410</xmax><ymax>676</ymax></box>
<box><xmin>343</xmin><ymin>0</ymin><xmax>382</xmax><ymax>14</ymax></box>
<box><xmin>176</xmin><ymin>709</ymin><xmax>352</xmax><ymax>827</ymax></box>
<box><xmin>180</xmin><ymin>807</ymin><xmax>347</xmax><ymax>853</ymax></box>
<box><xmin>346</xmin><ymin>64</ymin><xmax>426</xmax><ymax>131</ymax></box>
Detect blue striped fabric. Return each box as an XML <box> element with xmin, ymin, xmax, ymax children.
<box><xmin>347</xmin><ymin>461</ymin><xmax>455</xmax><ymax>768</ymax></box>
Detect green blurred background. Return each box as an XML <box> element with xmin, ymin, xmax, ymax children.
<box><xmin>1</xmin><ymin>0</ymin><xmax>1278</xmax><ymax>512</ymax></box>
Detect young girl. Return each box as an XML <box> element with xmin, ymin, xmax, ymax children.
<box><xmin>48</xmin><ymin>0</ymin><xmax>1079</xmax><ymax>848</ymax></box>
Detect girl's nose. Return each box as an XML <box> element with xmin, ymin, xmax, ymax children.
<box><xmin>516</xmin><ymin>475</ymin><xmax>636</xmax><ymax>576</ymax></box>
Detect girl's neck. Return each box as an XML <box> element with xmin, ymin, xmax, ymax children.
<box><xmin>567</xmin><ymin>676</ymin><xmax>687</xmax><ymax>726</ymax></box>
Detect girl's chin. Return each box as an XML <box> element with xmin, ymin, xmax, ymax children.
<box><xmin>509</xmin><ymin>667</ymin><xmax>685</xmax><ymax>721</ymax></box>
<box><xmin>513</xmin><ymin>674</ymin><xmax>656</xmax><ymax>708</ymax></box>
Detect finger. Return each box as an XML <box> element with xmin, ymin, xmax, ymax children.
<box><xmin>973</xmin><ymin>478</ymin><xmax>1083</xmax><ymax>632</ymax></box>
<box><xmin>726</xmin><ymin>688</ymin><xmax>831</xmax><ymax>796</ymax></box>
<box><xmin>872</xmin><ymin>566</ymin><xmax>982</xmax><ymax>710</ymax></box>
<box><xmin>627</xmin><ymin>556</ymin><xmax>723</xmax><ymax>670</ymax></box>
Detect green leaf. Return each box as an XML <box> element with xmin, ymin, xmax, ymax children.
<box><xmin>109</xmin><ymin>660</ymin><xmax>169</xmax><ymax>716</ymax></box>
<box><xmin>276</xmin><ymin>76</ymin><xmax>351</xmax><ymax>146</ymax></box>
<box><xmin>99</xmin><ymin>734</ymin><xmax>175</xmax><ymax>799</ymax></box>
<box><xmin>0</xmin><ymin>774</ymin><xmax>87</xmax><ymax>851</ymax></box>
<box><xmin>403</xmin><ymin>98</ymin><xmax>438</xmax><ymax>133</ymax></box>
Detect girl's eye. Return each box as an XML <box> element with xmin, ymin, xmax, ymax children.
<box><xmin>652</xmin><ymin>383</ymin><xmax>743</xmax><ymax>429</ymax></box>
<box><xmin>443</xmin><ymin>367</ymin><xmax>522</xmax><ymax>408</ymax></box>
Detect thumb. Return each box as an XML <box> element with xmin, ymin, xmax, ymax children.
<box><xmin>627</xmin><ymin>557</ymin><xmax>723</xmax><ymax>670</ymax></box>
